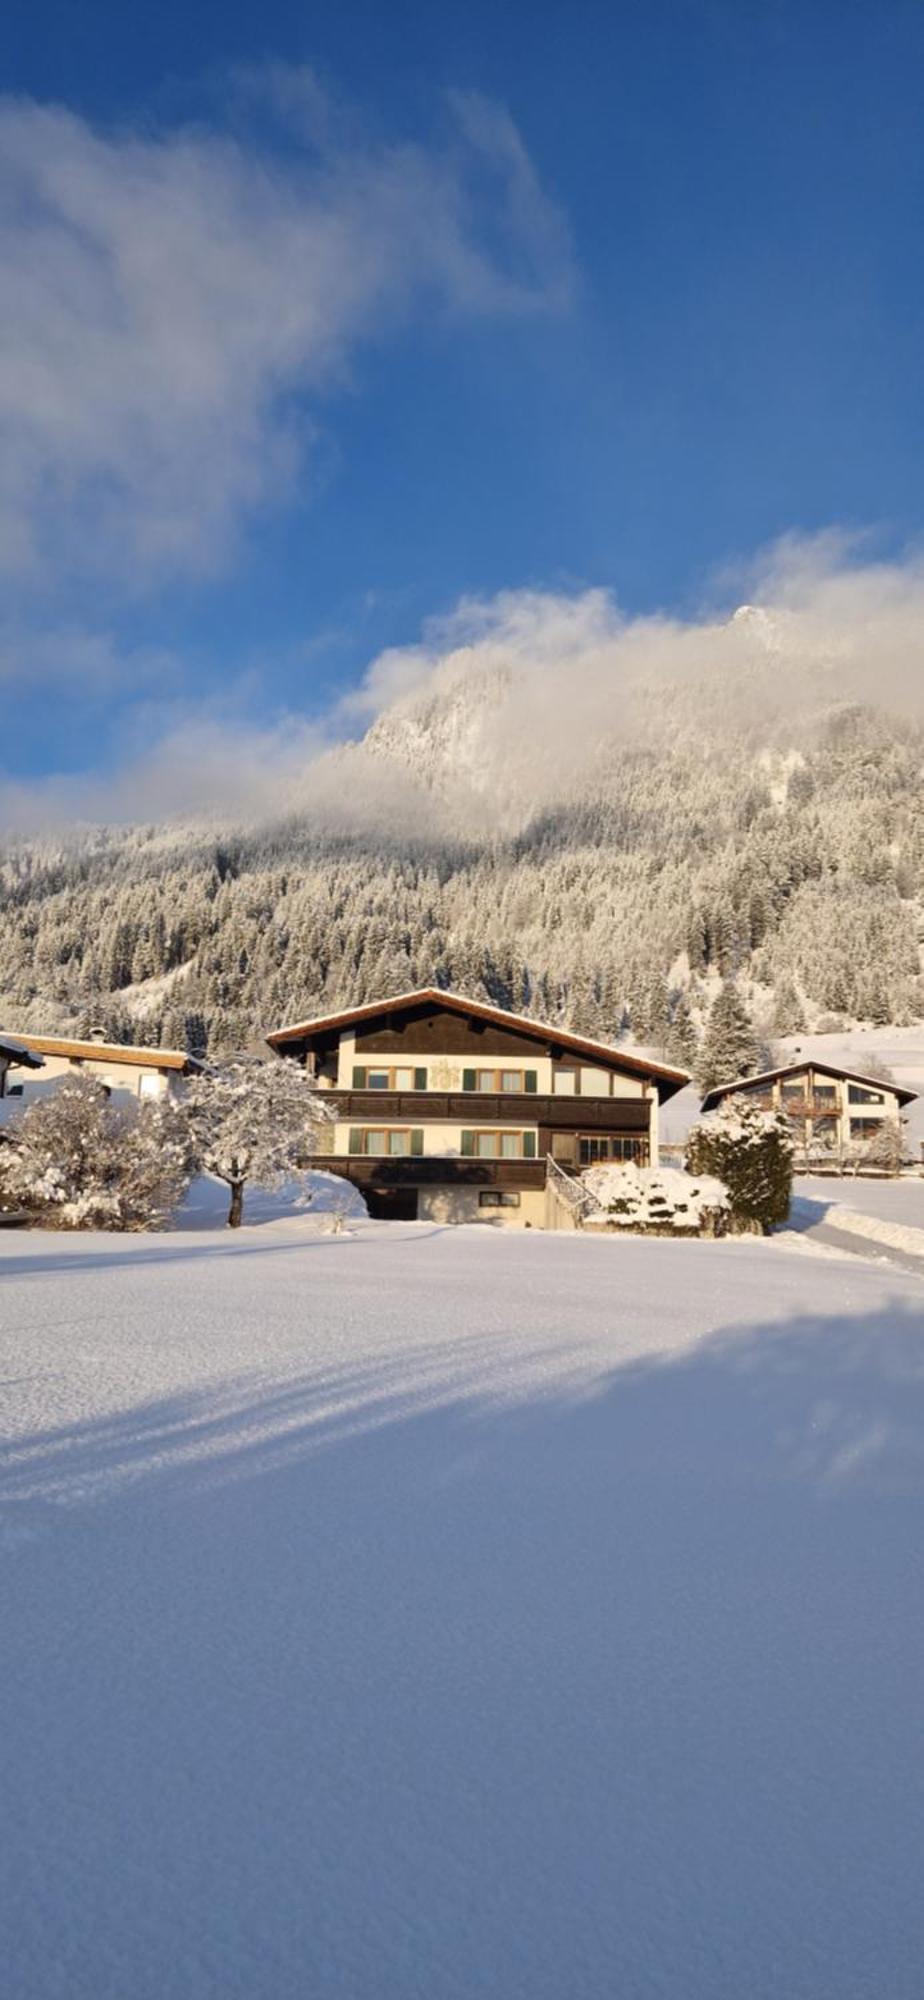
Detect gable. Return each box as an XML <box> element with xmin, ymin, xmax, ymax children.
<box><xmin>354</xmin><ymin>1000</ymin><xmax>550</xmax><ymax>1062</ymax></box>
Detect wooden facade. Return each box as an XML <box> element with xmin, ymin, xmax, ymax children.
<box><xmin>269</xmin><ymin>988</ymin><xmax>689</xmax><ymax>1226</ymax></box>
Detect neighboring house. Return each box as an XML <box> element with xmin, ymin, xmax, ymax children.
<box><xmin>0</xmin><ymin>1030</ymin><xmax>202</xmax><ymax>1110</ymax></box>
<box><xmin>266</xmin><ymin>987</ymin><xmax>688</xmax><ymax>1225</ymax></box>
<box><xmin>0</xmin><ymin>1035</ymin><xmax>45</xmax><ymax>1099</ymax></box>
<box><xmin>700</xmin><ymin>1061</ymin><xmax>917</xmax><ymax>1170</ymax></box>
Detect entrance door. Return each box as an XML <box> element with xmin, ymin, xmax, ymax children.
<box><xmin>364</xmin><ymin>1187</ymin><xmax>419</xmax><ymax>1221</ymax></box>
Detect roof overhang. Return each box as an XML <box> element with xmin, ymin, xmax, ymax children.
<box><xmin>0</xmin><ymin>1035</ymin><xmax>45</xmax><ymax>1071</ymax></box>
<box><xmin>266</xmin><ymin>987</ymin><xmax>690</xmax><ymax>1102</ymax></box>
<box><xmin>2</xmin><ymin>1032</ymin><xmax>202</xmax><ymax>1073</ymax></box>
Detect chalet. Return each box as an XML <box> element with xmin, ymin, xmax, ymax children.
<box><xmin>0</xmin><ymin>1030</ymin><xmax>203</xmax><ymax>1109</ymax></box>
<box><xmin>267</xmin><ymin>987</ymin><xmax>689</xmax><ymax>1225</ymax></box>
<box><xmin>701</xmin><ymin>1060</ymin><xmax>917</xmax><ymax>1170</ymax></box>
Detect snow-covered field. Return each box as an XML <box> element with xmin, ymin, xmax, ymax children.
<box><xmin>794</xmin><ymin>1173</ymin><xmax>924</xmax><ymax>1226</ymax></box>
<box><xmin>3</xmin><ymin>1220</ymin><xmax>923</xmax><ymax>1999</ymax></box>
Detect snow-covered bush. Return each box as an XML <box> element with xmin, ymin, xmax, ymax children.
<box><xmin>581</xmin><ymin>1163</ymin><xmax>730</xmax><ymax>1236</ymax></box>
<box><xmin>182</xmin><ymin>1055</ymin><xmax>335</xmax><ymax>1227</ymax></box>
<box><xmin>0</xmin><ymin>1074</ymin><xmax>189</xmax><ymax>1229</ymax></box>
<box><xmin>844</xmin><ymin>1118</ymin><xmax>903</xmax><ymax>1177</ymax></box>
<box><xmin>686</xmin><ymin>1098</ymin><xmax>793</xmax><ymax>1232</ymax></box>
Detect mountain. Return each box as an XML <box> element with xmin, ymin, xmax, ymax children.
<box><xmin>2</xmin><ymin>643</ymin><xmax>923</xmax><ymax>1059</ymax></box>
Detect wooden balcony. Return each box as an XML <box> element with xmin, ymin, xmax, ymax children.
<box><xmin>321</xmin><ymin>1155</ymin><xmax>549</xmax><ymax>1192</ymax></box>
<box><xmin>326</xmin><ymin>1090</ymin><xmax>650</xmax><ymax>1132</ymax></box>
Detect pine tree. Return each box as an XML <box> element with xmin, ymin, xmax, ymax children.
<box><xmin>665</xmin><ymin>989</ymin><xmax>697</xmax><ymax>1068</ymax></box>
<box><xmin>770</xmin><ymin>977</ymin><xmax>806</xmax><ymax>1036</ymax></box>
<box><xmin>694</xmin><ymin>981</ymin><xmax>761</xmax><ymax>1094</ymax></box>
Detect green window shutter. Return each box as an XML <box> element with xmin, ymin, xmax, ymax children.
<box><xmin>525</xmin><ymin>1070</ymin><xmax>538</xmax><ymax>1093</ymax></box>
<box><xmin>410</xmin><ymin>1129</ymin><xmax>424</xmax><ymax>1156</ymax></box>
<box><xmin>522</xmin><ymin>1131</ymin><xmax>536</xmax><ymax>1158</ymax></box>
<box><xmin>461</xmin><ymin>1130</ymin><xmax>475</xmax><ymax>1156</ymax></box>
<box><xmin>348</xmin><ymin>1127</ymin><xmax>363</xmax><ymax>1155</ymax></box>
<box><xmin>352</xmin><ymin>1066</ymin><xmax>367</xmax><ymax>1087</ymax></box>
<box><xmin>414</xmin><ymin>1067</ymin><xmax>427</xmax><ymax>1091</ymax></box>
<box><xmin>462</xmin><ymin>1068</ymin><xmax>476</xmax><ymax>1092</ymax></box>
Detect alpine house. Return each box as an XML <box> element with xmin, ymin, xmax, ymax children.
<box><xmin>267</xmin><ymin>987</ymin><xmax>689</xmax><ymax>1225</ymax></box>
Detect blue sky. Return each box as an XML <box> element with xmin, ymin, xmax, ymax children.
<box><xmin>2</xmin><ymin>0</ymin><xmax>924</xmax><ymax>817</ymax></box>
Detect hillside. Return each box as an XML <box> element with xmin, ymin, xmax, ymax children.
<box><xmin>2</xmin><ymin>646</ymin><xmax>923</xmax><ymax>1061</ymax></box>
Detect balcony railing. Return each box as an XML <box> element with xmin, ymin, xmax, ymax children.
<box><xmin>324</xmin><ymin>1089</ymin><xmax>650</xmax><ymax>1131</ymax></box>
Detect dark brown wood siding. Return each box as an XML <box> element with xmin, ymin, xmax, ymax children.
<box><xmin>322</xmin><ymin>1157</ymin><xmax>548</xmax><ymax>1192</ymax></box>
<box><xmin>354</xmin><ymin>1002</ymin><xmax>552</xmax><ymax>1060</ymax></box>
<box><xmin>330</xmin><ymin>1090</ymin><xmax>650</xmax><ymax>1128</ymax></box>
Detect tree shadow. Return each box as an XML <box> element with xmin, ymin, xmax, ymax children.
<box><xmin>4</xmin><ymin>1299</ymin><xmax>924</xmax><ymax>1999</ymax></box>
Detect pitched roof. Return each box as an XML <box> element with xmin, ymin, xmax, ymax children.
<box><xmin>2</xmin><ymin>1031</ymin><xmax>202</xmax><ymax>1073</ymax></box>
<box><xmin>0</xmin><ymin>1035</ymin><xmax>45</xmax><ymax>1070</ymax></box>
<box><xmin>701</xmin><ymin>1059</ymin><xmax>917</xmax><ymax>1110</ymax></box>
<box><xmin>266</xmin><ymin>986</ymin><xmax>690</xmax><ymax>1099</ymax></box>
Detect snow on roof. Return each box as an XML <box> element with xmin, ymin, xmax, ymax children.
<box><xmin>2</xmin><ymin>1031</ymin><xmax>202</xmax><ymax>1072</ymax></box>
<box><xmin>266</xmin><ymin>986</ymin><xmax>690</xmax><ymax>1100</ymax></box>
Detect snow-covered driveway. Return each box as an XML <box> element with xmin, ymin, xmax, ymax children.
<box><xmin>2</xmin><ymin>1221</ymin><xmax>923</xmax><ymax>1999</ymax></box>
<box><xmin>789</xmin><ymin>1177</ymin><xmax>924</xmax><ymax>1277</ymax></box>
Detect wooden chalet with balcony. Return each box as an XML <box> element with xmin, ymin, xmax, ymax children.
<box><xmin>266</xmin><ymin>987</ymin><xmax>689</xmax><ymax>1224</ymax></box>
<box><xmin>701</xmin><ymin>1060</ymin><xmax>917</xmax><ymax>1171</ymax></box>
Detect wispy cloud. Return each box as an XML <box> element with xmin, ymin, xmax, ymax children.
<box><xmin>0</xmin><ymin>71</ymin><xmax>572</xmax><ymax>585</ymax></box>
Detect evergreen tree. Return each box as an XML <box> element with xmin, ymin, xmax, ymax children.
<box><xmin>770</xmin><ymin>977</ymin><xmax>806</xmax><ymax>1036</ymax></box>
<box><xmin>665</xmin><ymin>990</ymin><xmax>697</xmax><ymax>1068</ymax></box>
<box><xmin>694</xmin><ymin>981</ymin><xmax>761</xmax><ymax>1094</ymax></box>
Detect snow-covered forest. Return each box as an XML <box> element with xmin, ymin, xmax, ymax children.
<box><xmin>2</xmin><ymin>686</ymin><xmax>922</xmax><ymax>1059</ymax></box>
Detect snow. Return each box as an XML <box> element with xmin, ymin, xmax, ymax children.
<box><xmin>790</xmin><ymin>1177</ymin><xmax>924</xmax><ymax>1262</ymax></box>
<box><xmin>581</xmin><ymin>1161</ymin><xmax>728</xmax><ymax>1228</ymax></box>
<box><xmin>795</xmin><ymin>1173</ymin><xmax>924</xmax><ymax>1226</ymax></box>
<box><xmin>176</xmin><ymin>1169</ymin><xmax>367</xmax><ymax>1229</ymax></box>
<box><xmin>2</xmin><ymin>1222</ymin><xmax>923</xmax><ymax>1999</ymax></box>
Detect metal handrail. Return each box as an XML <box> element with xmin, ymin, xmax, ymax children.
<box><xmin>545</xmin><ymin>1153</ymin><xmax>607</xmax><ymax>1222</ymax></box>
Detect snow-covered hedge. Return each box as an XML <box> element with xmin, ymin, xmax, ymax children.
<box><xmin>581</xmin><ymin>1164</ymin><xmax>730</xmax><ymax>1236</ymax></box>
<box><xmin>685</xmin><ymin>1099</ymin><xmax>793</xmax><ymax>1233</ymax></box>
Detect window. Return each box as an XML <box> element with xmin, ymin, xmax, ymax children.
<box><xmin>461</xmin><ymin>1067</ymin><xmax>537</xmax><ymax>1094</ymax></box>
<box><xmin>849</xmin><ymin>1117</ymin><xmax>886</xmax><ymax>1137</ymax></box>
<box><xmin>578</xmin><ymin>1135</ymin><xmax>648</xmax><ymax>1166</ymax></box>
<box><xmin>781</xmin><ymin>1080</ymin><xmax>807</xmax><ymax>1105</ymax></box>
<box><xmin>479</xmin><ymin>1191</ymin><xmax>521</xmax><ymax>1209</ymax></box>
<box><xmin>460</xmin><ymin>1129</ymin><xmax>537</xmax><ymax>1159</ymax></box>
<box><xmin>352</xmin><ymin>1065</ymin><xmax>427</xmax><ymax>1090</ymax></box>
<box><xmin>811</xmin><ymin>1082</ymin><xmax>837</xmax><ymax>1105</ymax></box>
<box><xmin>848</xmin><ymin>1084</ymin><xmax>885</xmax><ymax>1106</ymax></box>
<box><xmin>348</xmin><ymin>1127</ymin><xmax>424</xmax><ymax>1157</ymax></box>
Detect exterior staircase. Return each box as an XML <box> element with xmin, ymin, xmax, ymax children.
<box><xmin>544</xmin><ymin>1154</ymin><xmax>607</xmax><ymax>1229</ymax></box>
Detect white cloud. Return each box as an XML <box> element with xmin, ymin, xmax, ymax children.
<box><xmin>5</xmin><ymin>535</ymin><xmax>924</xmax><ymax>836</ymax></box>
<box><xmin>0</xmin><ymin>74</ymin><xmax>572</xmax><ymax>583</ymax></box>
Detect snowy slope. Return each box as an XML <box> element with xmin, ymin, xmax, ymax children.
<box><xmin>2</xmin><ymin>1223</ymin><xmax>922</xmax><ymax>2000</ymax></box>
